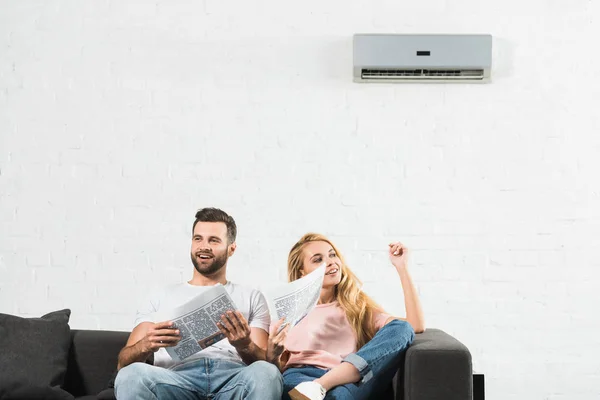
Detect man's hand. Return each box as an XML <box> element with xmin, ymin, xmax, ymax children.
<box><xmin>266</xmin><ymin>318</ymin><xmax>290</xmax><ymax>367</ymax></box>
<box><xmin>389</xmin><ymin>241</ymin><xmax>409</xmax><ymax>270</ymax></box>
<box><xmin>138</xmin><ymin>321</ymin><xmax>181</xmax><ymax>353</ymax></box>
<box><xmin>217</xmin><ymin>311</ymin><xmax>252</xmax><ymax>350</ymax></box>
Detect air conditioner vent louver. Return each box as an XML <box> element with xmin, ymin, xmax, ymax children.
<box><xmin>353</xmin><ymin>34</ymin><xmax>492</xmax><ymax>83</ymax></box>
<box><xmin>361</xmin><ymin>68</ymin><xmax>485</xmax><ymax>80</ymax></box>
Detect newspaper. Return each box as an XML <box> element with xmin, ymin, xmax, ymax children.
<box><xmin>264</xmin><ymin>264</ymin><xmax>325</xmax><ymax>332</ymax></box>
<box><xmin>157</xmin><ymin>285</ymin><xmax>238</xmax><ymax>362</ymax></box>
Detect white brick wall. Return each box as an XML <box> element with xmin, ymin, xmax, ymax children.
<box><xmin>1</xmin><ymin>1</ymin><xmax>599</xmax><ymax>398</ymax></box>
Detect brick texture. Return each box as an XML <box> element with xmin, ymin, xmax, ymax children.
<box><xmin>1</xmin><ymin>1</ymin><xmax>599</xmax><ymax>399</ymax></box>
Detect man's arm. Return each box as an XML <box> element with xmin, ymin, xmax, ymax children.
<box><xmin>235</xmin><ymin>327</ymin><xmax>268</xmax><ymax>365</ymax></box>
<box><xmin>117</xmin><ymin>321</ymin><xmax>181</xmax><ymax>370</ymax></box>
<box><xmin>218</xmin><ymin>311</ymin><xmax>267</xmax><ymax>365</ymax></box>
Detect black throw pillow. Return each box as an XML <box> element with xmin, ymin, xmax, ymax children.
<box><xmin>0</xmin><ymin>309</ymin><xmax>72</xmax><ymax>397</ymax></box>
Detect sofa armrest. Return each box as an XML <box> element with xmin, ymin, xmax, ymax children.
<box><xmin>398</xmin><ymin>328</ymin><xmax>472</xmax><ymax>400</ymax></box>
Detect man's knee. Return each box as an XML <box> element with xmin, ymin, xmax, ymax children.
<box><xmin>249</xmin><ymin>360</ymin><xmax>282</xmax><ymax>380</ymax></box>
<box><xmin>115</xmin><ymin>362</ymin><xmax>154</xmax><ymax>391</ymax></box>
<box><xmin>246</xmin><ymin>361</ymin><xmax>283</xmax><ymax>390</ymax></box>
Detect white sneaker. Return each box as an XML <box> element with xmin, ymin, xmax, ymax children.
<box><xmin>288</xmin><ymin>381</ymin><xmax>327</xmax><ymax>400</ymax></box>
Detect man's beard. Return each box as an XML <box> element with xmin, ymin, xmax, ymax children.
<box><xmin>190</xmin><ymin>250</ymin><xmax>228</xmax><ymax>276</ymax></box>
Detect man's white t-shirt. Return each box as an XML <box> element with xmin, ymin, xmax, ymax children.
<box><xmin>134</xmin><ymin>281</ymin><xmax>270</xmax><ymax>369</ymax></box>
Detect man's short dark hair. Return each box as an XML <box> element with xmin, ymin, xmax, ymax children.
<box><xmin>192</xmin><ymin>208</ymin><xmax>237</xmax><ymax>244</ymax></box>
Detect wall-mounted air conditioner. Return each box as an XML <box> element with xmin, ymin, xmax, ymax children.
<box><xmin>353</xmin><ymin>34</ymin><xmax>492</xmax><ymax>83</ymax></box>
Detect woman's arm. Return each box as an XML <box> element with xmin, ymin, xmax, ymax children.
<box><xmin>266</xmin><ymin>318</ymin><xmax>291</xmax><ymax>372</ymax></box>
<box><xmin>387</xmin><ymin>242</ymin><xmax>426</xmax><ymax>333</ymax></box>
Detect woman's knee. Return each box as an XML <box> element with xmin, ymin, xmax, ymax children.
<box><xmin>384</xmin><ymin>319</ymin><xmax>415</xmax><ymax>341</ymax></box>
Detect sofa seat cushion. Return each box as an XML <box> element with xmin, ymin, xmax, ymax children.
<box><xmin>0</xmin><ymin>384</ymin><xmax>74</xmax><ymax>400</ymax></box>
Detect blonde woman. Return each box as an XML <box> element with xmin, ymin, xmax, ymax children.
<box><xmin>266</xmin><ymin>233</ymin><xmax>425</xmax><ymax>400</ymax></box>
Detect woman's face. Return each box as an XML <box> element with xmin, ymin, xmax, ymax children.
<box><xmin>300</xmin><ymin>240</ymin><xmax>342</xmax><ymax>288</ymax></box>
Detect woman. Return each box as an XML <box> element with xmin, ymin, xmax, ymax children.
<box><xmin>266</xmin><ymin>233</ymin><xmax>425</xmax><ymax>400</ymax></box>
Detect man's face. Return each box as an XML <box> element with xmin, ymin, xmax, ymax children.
<box><xmin>190</xmin><ymin>221</ymin><xmax>233</xmax><ymax>276</ymax></box>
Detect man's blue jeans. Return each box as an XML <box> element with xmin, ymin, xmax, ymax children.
<box><xmin>115</xmin><ymin>358</ymin><xmax>282</xmax><ymax>400</ymax></box>
<box><xmin>282</xmin><ymin>319</ymin><xmax>415</xmax><ymax>400</ymax></box>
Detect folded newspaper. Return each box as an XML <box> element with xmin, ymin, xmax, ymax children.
<box><xmin>264</xmin><ymin>264</ymin><xmax>325</xmax><ymax>332</ymax></box>
<box><xmin>156</xmin><ymin>284</ymin><xmax>238</xmax><ymax>362</ymax></box>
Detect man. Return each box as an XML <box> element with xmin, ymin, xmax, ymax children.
<box><xmin>115</xmin><ymin>208</ymin><xmax>282</xmax><ymax>399</ymax></box>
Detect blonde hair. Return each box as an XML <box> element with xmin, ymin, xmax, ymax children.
<box><xmin>287</xmin><ymin>233</ymin><xmax>383</xmax><ymax>349</ymax></box>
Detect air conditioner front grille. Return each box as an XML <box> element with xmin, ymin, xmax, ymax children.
<box><xmin>361</xmin><ymin>68</ymin><xmax>485</xmax><ymax>80</ymax></box>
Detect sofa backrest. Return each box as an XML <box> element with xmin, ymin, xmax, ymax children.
<box><xmin>63</xmin><ymin>330</ymin><xmax>129</xmax><ymax>396</ymax></box>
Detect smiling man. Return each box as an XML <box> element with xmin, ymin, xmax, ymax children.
<box><xmin>114</xmin><ymin>208</ymin><xmax>282</xmax><ymax>400</ymax></box>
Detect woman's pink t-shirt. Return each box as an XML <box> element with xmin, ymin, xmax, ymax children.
<box><xmin>284</xmin><ymin>301</ymin><xmax>391</xmax><ymax>370</ymax></box>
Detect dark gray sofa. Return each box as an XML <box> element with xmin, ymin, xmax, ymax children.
<box><xmin>61</xmin><ymin>330</ymin><xmax>124</xmax><ymax>399</ymax></box>
<box><xmin>395</xmin><ymin>329</ymin><xmax>473</xmax><ymax>400</ymax></box>
<box><xmin>61</xmin><ymin>328</ymin><xmax>472</xmax><ymax>400</ymax></box>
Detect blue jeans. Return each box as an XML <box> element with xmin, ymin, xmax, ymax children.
<box><xmin>282</xmin><ymin>320</ymin><xmax>415</xmax><ymax>400</ymax></box>
<box><xmin>115</xmin><ymin>358</ymin><xmax>282</xmax><ymax>400</ymax></box>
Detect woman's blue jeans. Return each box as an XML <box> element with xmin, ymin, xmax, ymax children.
<box><xmin>283</xmin><ymin>319</ymin><xmax>415</xmax><ymax>400</ymax></box>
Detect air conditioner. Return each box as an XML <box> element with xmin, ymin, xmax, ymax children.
<box><xmin>353</xmin><ymin>34</ymin><xmax>492</xmax><ymax>83</ymax></box>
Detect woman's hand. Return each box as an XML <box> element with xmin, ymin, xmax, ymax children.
<box><xmin>266</xmin><ymin>318</ymin><xmax>290</xmax><ymax>368</ymax></box>
<box><xmin>389</xmin><ymin>241</ymin><xmax>409</xmax><ymax>270</ymax></box>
